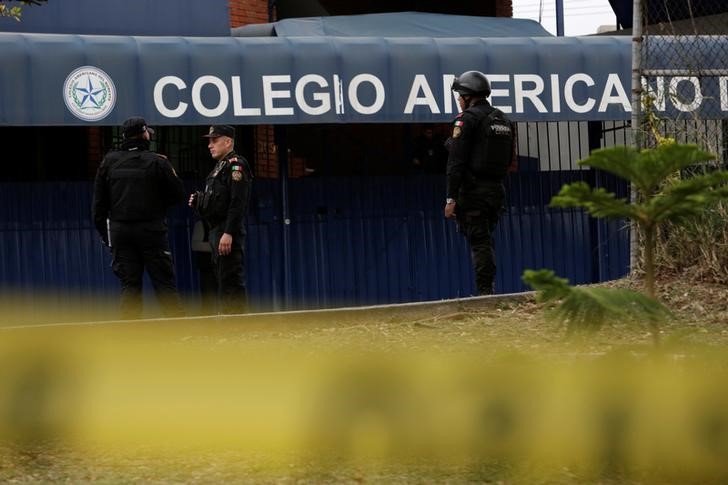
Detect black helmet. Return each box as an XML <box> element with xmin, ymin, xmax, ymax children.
<box><xmin>451</xmin><ymin>70</ymin><xmax>491</xmax><ymax>97</ymax></box>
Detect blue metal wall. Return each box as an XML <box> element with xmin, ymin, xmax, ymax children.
<box><xmin>0</xmin><ymin>0</ymin><xmax>231</xmax><ymax>36</ymax></box>
<box><xmin>0</xmin><ymin>173</ymin><xmax>629</xmax><ymax>315</ymax></box>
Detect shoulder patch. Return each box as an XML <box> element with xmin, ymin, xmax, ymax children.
<box><xmin>230</xmin><ymin>158</ymin><xmax>245</xmax><ymax>181</ymax></box>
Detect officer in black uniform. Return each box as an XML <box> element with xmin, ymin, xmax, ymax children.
<box><xmin>92</xmin><ymin>117</ymin><xmax>187</xmax><ymax>319</ymax></box>
<box><xmin>444</xmin><ymin>71</ymin><xmax>514</xmax><ymax>295</ymax></box>
<box><xmin>189</xmin><ymin>125</ymin><xmax>252</xmax><ymax>314</ymax></box>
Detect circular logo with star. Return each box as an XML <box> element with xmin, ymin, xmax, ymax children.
<box><xmin>63</xmin><ymin>66</ymin><xmax>116</xmax><ymax>121</ymax></box>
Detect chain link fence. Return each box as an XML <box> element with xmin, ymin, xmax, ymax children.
<box><xmin>637</xmin><ymin>0</ymin><xmax>728</xmax><ymax>281</ymax></box>
<box><xmin>640</xmin><ymin>0</ymin><xmax>728</xmax><ymax>166</ymax></box>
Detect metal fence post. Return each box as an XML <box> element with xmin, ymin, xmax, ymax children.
<box><xmin>629</xmin><ymin>0</ymin><xmax>644</xmax><ymax>273</ymax></box>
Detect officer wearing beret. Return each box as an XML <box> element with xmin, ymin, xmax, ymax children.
<box><xmin>92</xmin><ymin>117</ymin><xmax>186</xmax><ymax>319</ymax></box>
<box><xmin>189</xmin><ymin>125</ymin><xmax>252</xmax><ymax>314</ymax></box>
<box><xmin>445</xmin><ymin>71</ymin><xmax>515</xmax><ymax>295</ymax></box>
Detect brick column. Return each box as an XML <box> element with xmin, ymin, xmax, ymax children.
<box><xmin>254</xmin><ymin>125</ymin><xmax>279</xmax><ymax>178</ymax></box>
<box><xmin>229</xmin><ymin>0</ymin><xmax>278</xmax><ymax>178</ymax></box>
<box><xmin>229</xmin><ymin>0</ymin><xmax>272</xmax><ymax>25</ymax></box>
<box><xmin>87</xmin><ymin>126</ymin><xmax>103</xmax><ymax>177</ymax></box>
<box><xmin>495</xmin><ymin>0</ymin><xmax>513</xmax><ymax>17</ymax></box>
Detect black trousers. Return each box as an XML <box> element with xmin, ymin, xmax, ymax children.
<box><xmin>457</xmin><ymin>209</ymin><xmax>500</xmax><ymax>295</ymax></box>
<box><xmin>110</xmin><ymin>220</ymin><xmax>184</xmax><ymax>319</ymax></box>
<box><xmin>209</xmin><ymin>226</ymin><xmax>246</xmax><ymax>314</ymax></box>
<box><xmin>194</xmin><ymin>250</ymin><xmax>218</xmax><ymax>314</ymax></box>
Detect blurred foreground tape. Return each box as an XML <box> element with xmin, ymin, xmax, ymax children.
<box><xmin>1</xmin><ymin>321</ymin><xmax>728</xmax><ymax>482</ymax></box>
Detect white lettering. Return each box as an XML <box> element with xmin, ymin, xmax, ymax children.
<box><xmin>670</xmin><ymin>76</ymin><xmax>702</xmax><ymax>112</ymax></box>
<box><xmin>348</xmin><ymin>74</ymin><xmax>385</xmax><ymax>115</ymax></box>
<box><xmin>333</xmin><ymin>75</ymin><xmax>344</xmax><ymax>114</ymax></box>
<box><xmin>231</xmin><ymin>76</ymin><xmax>261</xmax><ymax>116</ymax></box>
<box><xmin>153</xmin><ymin>71</ymin><xmax>648</xmax><ymax>120</ymax></box>
<box><xmin>550</xmin><ymin>74</ymin><xmax>561</xmax><ymax>113</ymax></box>
<box><xmin>488</xmin><ymin>74</ymin><xmax>511</xmax><ymax>113</ymax></box>
<box><xmin>191</xmin><ymin>75</ymin><xmax>229</xmax><ymax>117</ymax></box>
<box><xmin>443</xmin><ymin>74</ymin><xmax>457</xmax><ymax>114</ymax></box>
<box><xmin>564</xmin><ymin>73</ymin><xmax>596</xmax><ymax>113</ymax></box>
<box><xmin>514</xmin><ymin>74</ymin><xmax>547</xmax><ymax>113</ymax></box>
<box><xmin>262</xmin><ymin>75</ymin><xmax>294</xmax><ymax>116</ymax></box>
<box><xmin>295</xmin><ymin>74</ymin><xmax>331</xmax><ymax>115</ymax></box>
<box><xmin>154</xmin><ymin>76</ymin><xmax>187</xmax><ymax>118</ymax></box>
<box><xmin>598</xmin><ymin>73</ymin><xmax>630</xmax><ymax>112</ymax></box>
<box><xmin>404</xmin><ymin>75</ymin><xmax>440</xmax><ymax>114</ymax></box>
<box><xmin>642</xmin><ymin>76</ymin><xmax>666</xmax><ymax>111</ymax></box>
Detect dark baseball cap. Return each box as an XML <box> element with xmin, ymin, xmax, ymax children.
<box><xmin>122</xmin><ymin>117</ymin><xmax>154</xmax><ymax>139</ymax></box>
<box><xmin>203</xmin><ymin>125</ymin><xmax>235</xmax><ymax>139</ymax></box>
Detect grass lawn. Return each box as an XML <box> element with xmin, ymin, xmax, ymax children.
<box><xmin>1</xmin><ymin>275</ymin><xmax>728</xmax><ymax>483</ymax></box>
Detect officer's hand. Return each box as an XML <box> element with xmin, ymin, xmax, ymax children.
<box><xmin>444</xmin><ymin>201</ymin><xmax>457</xmax><ymax>219</ymax></box>
<box><xmin>219</xmin><ymin>233</ymin><xmax>233</xmax><ymax>256</ymax></box>
<box><xmin>99</xmin><ymin>236</ymin><xmax>111</xmax><ymax>250</ymax></box>
<box><xmin>188</xmin><ymin>192</ymin><xmax>197</xmax><ymax>208</ymax></box>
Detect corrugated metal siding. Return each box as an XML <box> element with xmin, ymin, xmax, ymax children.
<box><xmin>0</xmin><ymin>172</ymin><xmax>629</xmax><ymax>315</ymax></box>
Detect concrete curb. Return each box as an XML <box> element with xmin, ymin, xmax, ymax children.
<box><xmin>1</xmin><ymin>291</ymin><xmax>536</xmax><ymax>330</ymax></box>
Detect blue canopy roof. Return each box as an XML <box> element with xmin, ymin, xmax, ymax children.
<box><xmin>1</xmin><ymin>32</ymin><xmax>725</xmax><ymax>126</ymax></box>
<box><xmin>232</xmin><ymin>12</ymin><xmax>553</xmax><ymax>38</ymax></box>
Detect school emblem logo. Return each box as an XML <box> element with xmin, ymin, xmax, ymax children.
<box><xmin>63</xmin><ymin>66</ymin><xmax>116</xmax><ymax>121</ymax></box>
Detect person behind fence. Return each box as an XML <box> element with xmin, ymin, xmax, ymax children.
<box><xmin>444</xmin><ymin>71</ymin><xmax>514</xmax><ymax>295</ymax></box>
<box><xmin>412</xmin><ymin>126</ymin><xmax>447</xmax><ymax>174</ymax></box>
<box><xmin>190</xmin><ymin>219</ymin><xmax>217</xmax><ymax>314</ymax></box>
<box><xmin>92</xmin><ymin>117</ymin><xmax>186</xmax><ymax>319</ymax></box>
<box><xmin>188</xmin><ymin>125</ymin><xmax>253</xmax><ymax>314</ymax></box>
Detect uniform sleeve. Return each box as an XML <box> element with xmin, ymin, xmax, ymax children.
<box><xmin>155</xmin><ymin>156</ymin><xmax>186</xmax><ymax>207</ymax></box>
<box><xmin>224</xmin><ymin>158</ymin><xmax>251</xmax><ymax>234</ymax></box>
<box><xmin>446</xmin><ymin>111</ymin><xmax>477</xmax><ymax>199</ymax></box>
<box><xmin>91</xmin><ymin>160</ymin><xmax>110</xmax><ymax>242</ymax></box>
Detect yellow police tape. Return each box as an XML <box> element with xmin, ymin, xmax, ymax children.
<box><xmin>1</xmin><ymin>312</ymin><xmax>728</xmax><ymax>483</ymax></box>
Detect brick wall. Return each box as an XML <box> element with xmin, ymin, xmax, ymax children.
<box><xmin>228</xmin><ymin>0</ymin><xmax>272</xmax><ymax>26</ymax></box>
<box><xmin>254</xmin><ymin>125</ymin><xmax>279</xmax><ymax>178</ymax></box>
<box><xmin>495</xmin><ymin>0</ymin><xmax>513</xmax><ymax>18</ymax></box>
<box><xmin>229</xmin><ymin>0</ymin><xmax>280</xmax><ymax>178</ymax></box>
<box><xmin>87</xmin><ymin>126</ymin><xmax>103</xmax><ymax>177</ymax></box>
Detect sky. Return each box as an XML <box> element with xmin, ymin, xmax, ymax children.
<box><xmin>512</xmin><ymin>0</ymin><xmax>619</xmax><ymax>36</ymax></box>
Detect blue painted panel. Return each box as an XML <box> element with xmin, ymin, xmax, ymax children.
<box><xmin>0</xmin><ymin>173</ymin><xmax>629</xmax><ymax>316</ymax></box>
<box><xmin>0</xmin><ymin>0</ymin><xmax>231</xmax><ymax>36</ymax></box>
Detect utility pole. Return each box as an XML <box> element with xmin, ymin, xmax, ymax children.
<box><xmin>555</xmin><ymin>0</ymin><xmax>564</xmax><ymax>36</ymax></box>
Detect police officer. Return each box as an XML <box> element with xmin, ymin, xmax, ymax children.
<box><xmin>189</xmin><ymin>125</ymin><xmax>252</xmax><ymax>314</ymax></box>
<box><xmin>92</xmin><ymin>117</ymin><xmax>186</xmax><ymax>318</ymax></box>
<box><xmin>445</xmin><ymin>71</ymin><xmax>514</xmax><ymax>295</ymax></box>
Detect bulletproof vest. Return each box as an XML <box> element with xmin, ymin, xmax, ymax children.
<box><xmin>198</xmin><ymin>159</ymin><xmax>231</xmax><ymax>222</ymax></box>
<box><xmin>106</xmin><ymin>150</ymin><xmax>168</xmax><ymax>221</ymax></box>
<box><xmin>469</xmin><ymin>105</ymin><xmax>514</xmax><ymax>181</ymax></box>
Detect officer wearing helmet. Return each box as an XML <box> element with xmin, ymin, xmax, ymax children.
<box><xmin>92</xmin><ymin>117</ymin><xmax>187</xmax><ymax>318</ymax></box>
<box><xmin>445</xmin><ymin>71</ymin><xmax>515</xmax><ymax>295</ymax></box>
